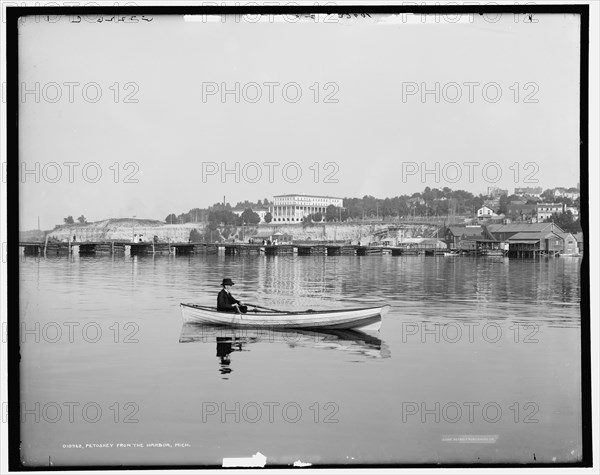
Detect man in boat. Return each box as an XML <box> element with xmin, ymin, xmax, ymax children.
<box><xmin>217</xmin><ymin>278</ymin><xmax>247</xmax><ymax>314</ymax></box>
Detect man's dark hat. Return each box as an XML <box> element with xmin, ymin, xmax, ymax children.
<box><xmin>221</xmin><ymin>278</ymin><xmax>235</xmax><ymax>286</ymax></box>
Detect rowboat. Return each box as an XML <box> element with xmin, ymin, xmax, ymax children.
<box><xmin>180</xmin><ymin>303</ymin><xmax>389</xmax><ymax>331</ymax></box>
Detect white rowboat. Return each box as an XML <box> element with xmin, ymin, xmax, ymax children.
<box><xmin>180</xmin><ymin>303</ymin><xmax>389</xmax><ymax>332</ymax></box>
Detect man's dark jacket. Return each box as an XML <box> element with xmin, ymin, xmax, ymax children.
<box><xmin>217</xmin><ymin>288</ymin><xmax>241</xmax><ymax>312</ymax></box>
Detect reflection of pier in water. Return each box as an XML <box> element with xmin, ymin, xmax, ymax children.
<box><xmin>179</xmin><ymin>323</ymin><xmax>390</xmax><ymax>377</ymax></box>
<box><xmin>256</xmin><ymin>255</ymin><xmax>343</xmax><ymax>307</ymax></box>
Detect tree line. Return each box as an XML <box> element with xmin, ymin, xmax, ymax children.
<box><xmin>162</xmin><ymin>187</ymin><xmax>581</xmax><ymax>224</ymax></box>
<box><xmin>63</xmin><ymin>215</ymin><xmax>87</xmax><ymax>224</ymax></box>
<box><xmin>59</xmin><ymin>187</ymin><xmax>581</xmax><ymax>232</ymax></box>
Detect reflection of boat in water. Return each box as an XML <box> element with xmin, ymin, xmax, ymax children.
<box><xmin>559</xmin><ymin>252</ymin><xmax>582</xmax><ymax>258</ymax></box>
<box><xmin>180</xmin><ymin>304</ymin><xmax>388</xmax><ymax>331</ymax></box>
<box><xmin>179</xmin><ymin>323</ymin><xmax>391</xmax><ymax>373</ymax></box>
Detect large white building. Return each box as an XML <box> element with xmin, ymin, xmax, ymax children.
<box><xmin>270</xmin><ymin>194</ymin><xmax>343</xmax><ymax>223</ymax></box>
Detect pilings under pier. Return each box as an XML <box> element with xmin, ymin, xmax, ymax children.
<box><xmin>20</xmin><ymin>241</ymin><xmax>556</xmax><ymax>259</ymax></box>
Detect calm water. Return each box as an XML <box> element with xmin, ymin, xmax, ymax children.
<box><xmin>19</xmin><ymin>253</ymin><xmax>582</xmax><ymax>466</ymax></box>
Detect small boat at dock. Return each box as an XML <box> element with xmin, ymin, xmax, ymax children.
<box><xmin>180</xmin><ymin>303</ymin><xmax>389</xmax><ymax>331</ymax></box>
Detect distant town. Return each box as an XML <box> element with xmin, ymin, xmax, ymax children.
<box><xmin>157</xmin><ymin>184</ymin><xmax>581</xmax><ymax>234</ymax></box>
<box><xmin>19</xmin><ymin>184</ymin><xmax>583</xmax><ymax>259</ymax></box>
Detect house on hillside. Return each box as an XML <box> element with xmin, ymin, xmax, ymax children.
<box><xmin>477</xmin><ymin>206</ymin><xmax>498</xmax><ymax>220</ymax></box>
<box><xmin>506</xmin><ymin>202</ymin><xmax>537</xmax><ymax>222</ymax></box>
<box><xmin>487</xmin><ymin>187</ymin><xmax>508</xmax><ymax>199</ymax></box>
<box><xmin>554</xmin><ymin>187</ymin><xmax>580</xmax><ymax>200</ymax></box>
<box><xmin>536</xmin><ymin>203</ymin><xmax>565</xmax><ymax>221</ymax></box>
<box><xmin>514</xmin><ymin>187</ymin><xmax>543</xmax><ymax>198</ymax></box>
<box><xmin>566</xmin><ymin>206</ymin><xmax>579</xmax><ymax>218</ymax></box>
<box><xmin>483</xmin><ymin>198</ymin><xmax>500</xmax><ymax>210</ymax></box>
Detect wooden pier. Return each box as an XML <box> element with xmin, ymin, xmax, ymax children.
<box><xmin>19</xmin><ymin>241</ymin><xmax>452</xmax><ymax>258</ymax></box>
<box><xmin>19</xmin><ymin>238</ymin><xmax>569</xmax><ymax>260</ymax></box>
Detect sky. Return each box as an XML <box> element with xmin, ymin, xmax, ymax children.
<box><xmin>16</xmin><ymin>12</ymin><xmax>582</xmax><ymax>230</ymax></box>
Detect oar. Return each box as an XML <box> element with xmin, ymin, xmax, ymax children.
<box><xmin>247</xmin><ymin>303</ymin><xmax>283</xmax><ymax>313</ymax></box>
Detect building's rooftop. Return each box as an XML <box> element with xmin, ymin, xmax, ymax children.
<box><xmin>487</xmin><ymin>223</ymin><xmax>564</xmax><ymax>233</ymax></box>
<box><xmin>448</xmin><ymin>225</ymin><xmax>484</xmax><ymax>235</ymax></box>
<box><xmin>508</xmin><ymin>231</ymin><xmax>562</xmax><ymax>242</ymax></box>
<box><xmin>554</xmin><ymin>231</ymin><xmax>575</xmax><ymax>239</ymax></box>
<box><xmin>273</xmin><ymin>194</ymin><xmax>343</xmax><ymax>199</ymax></box>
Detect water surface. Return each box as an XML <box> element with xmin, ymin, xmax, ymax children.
<box><xmin>19</xmin><ymin>254</ymin><xmax>582</xmax><ymax>466</ymax></box>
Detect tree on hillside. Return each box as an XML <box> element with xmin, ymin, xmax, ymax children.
<box><xmin>189</xmin><ymin>229</ymin><xmax>203</xmax><ymax>243</ymax></box>
<box><xmin>498</xmin><ymin>194</ymin><xmax>509</xmax><ymax>214</ymax></box>
<box><xmin>63</xmin><ymin>216</ymin><xmax>74</xmax><ymax>225</ymax></box>
<box><xmin>264</xmin><ymin>212</ymin><xmax>273</xmax><ymax>223</ymax></box>
<box><xmin>380</xmin><ymin>198</ymin><xmax>396</xmax><ymax>218</ymax></box>
<box><xmin>234</xmin><ymin>200</ymin><xmax>255</xmax><ymax>209</ymax></box>
<box><xmin>325</xmin><ymin>205</ymin><xmax>338</xmax><ymax>222</ymax></box>
<box><xmin>239</xmin><ymin>208</ymin><xmax>260</xmax><ymax>225</ymax></box>
<box><xmin>210</xmin><ymin>202</ymin><xmax>232</xmax><ymax>211</ymax></box>
<box><xmin>208</xmin><ymin>209</ymin><xmax>238</xmax><ymax>226</ymax></box>
<box><xmin>552</xmin><ymin>196</ymin><xmax>574</xmax><ymax>207</ymax></box>
<box><xmin>307</xmin><ymin>212</ymin><xmax>323</xmax><ymax>223</ymax></box>
<box><xmin>77</xmin><ymin>215</ymin><xmax>87</xmax><ymax>224</ymax></box>
<box><xmin>544</xmin><ymin>211</ymin><xmax>581</xmax><ymax>234</ymax></box>
<box><xmin>165</xmin><ymin>213</ymin><xmax>177</xmax><ymax>224</ymax></box>
<box><xmin>187</xmin><ymin>208</ymin><xmax>206</xmax><ymax>223</ymax></box>
<box><xmin>541</xmin><ymin>189</ymin><xmax>555</xmax><ymax>202</ymax></box>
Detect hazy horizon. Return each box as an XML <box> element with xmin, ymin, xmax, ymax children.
<box><xmin>17</xmin><ymin>12</ymin><xmax>582</xmax><ymax>230</ymax></box>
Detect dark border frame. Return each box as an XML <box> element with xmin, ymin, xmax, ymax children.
<box><xmin>6</xmin><ymin>3</ymin><xmax>591</xmax><ymax>471</ymax></box>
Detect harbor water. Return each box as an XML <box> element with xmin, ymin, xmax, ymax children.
<box><xmin>18</xmin><ymin>253</ymin><xmax>582</xmax><ymax>466</ymax></box>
